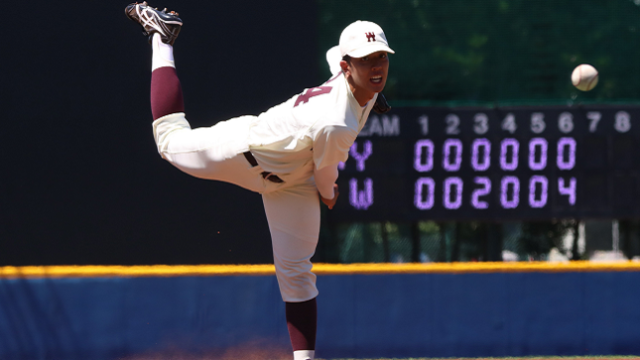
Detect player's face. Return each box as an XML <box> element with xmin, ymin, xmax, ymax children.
<box><xmin>344</xmin><ymin>51</ymin><xmax>390</xmax><ymax>97</ymax></box>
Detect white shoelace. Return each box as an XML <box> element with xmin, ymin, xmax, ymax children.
<box><xmin>136</xmin><ymin>5</ymin><xmax>166</xmax><ymax>36</ymax></box>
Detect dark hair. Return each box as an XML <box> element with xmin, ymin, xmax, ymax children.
<box><xmin>342</xmin><ymin>55</ymin><xmax>351</xmax><ymax>63</ymax></box>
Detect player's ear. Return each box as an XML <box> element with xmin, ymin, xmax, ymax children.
<box><xmin>340</xmin><ymin>60</ymin><xmax>349</xmax><ymax>76</ymax></box>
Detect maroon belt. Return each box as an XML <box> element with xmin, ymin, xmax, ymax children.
<box><xmin>243</xmin><ymin>151</ymin><xmax>284</xmax><ymax>183</ymax></box>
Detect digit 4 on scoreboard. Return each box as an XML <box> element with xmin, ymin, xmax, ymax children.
<box><xmin>501</xmin><ymin>113</ymin><xmax>517</xmax><ymax>134</ymax></box>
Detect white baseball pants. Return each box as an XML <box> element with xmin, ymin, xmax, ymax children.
<box><xmin>153</xmin><ymin>113</ymin><xmax>320</xmax><ymax>302</ymax></box>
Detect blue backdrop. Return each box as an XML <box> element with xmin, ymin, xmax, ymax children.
<box><xmin>0</xmin><ymin>271</ymin><xmax>638</xmax><ymax>359</ymax></box>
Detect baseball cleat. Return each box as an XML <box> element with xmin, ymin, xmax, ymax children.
<box><xmin>373</xmin><ymin>92</ymin><xmax>391</xmax><ymax>114</ymax></box>
<box><xmin>125</xmin><ymin>2</ymin><xmax>182</xmax><ymax>45</ymax></box>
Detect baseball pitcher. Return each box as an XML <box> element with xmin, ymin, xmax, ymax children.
<box><xmin>125</xmin><ymin>3</ymin><xmax>394</xmax><ymax>359</ymax></box>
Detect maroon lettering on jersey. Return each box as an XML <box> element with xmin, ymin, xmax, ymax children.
<box><xmin>294</xmin><ymin>86</ymin><xmax>333</xmax><ymax>107</ymax></box>
<box><xmin>366</xmin><ymin>32</ymin><xmax>376</xmax><ymax>42</ymax></box>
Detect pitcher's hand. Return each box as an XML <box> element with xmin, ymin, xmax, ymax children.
<box><xmin>320</xmin><ymin>184</ymin><xmax>339</xmax><ymax>209</ymax></box>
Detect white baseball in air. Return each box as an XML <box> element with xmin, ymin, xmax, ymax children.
<box><xmin>571</xmin><ymin>64</ymin><xmax>599</xmax><ymax>91</ymax></box>
<box><xmin>326</xmin><ymin>45</ymin><xmax>342</xmax><ymax>75</ymax></box>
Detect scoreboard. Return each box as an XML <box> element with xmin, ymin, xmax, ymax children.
<box><xmin>329</xmin><ymin>106</ymin><xmax>640</xmax><ymax>222</ymax></box>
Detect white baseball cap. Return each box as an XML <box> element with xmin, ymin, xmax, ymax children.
<box><xmin>339</xmin><ymin>20</ymin><xmax>395</xmax><ymax>58</ymax></box>
<box><xmin>326</xmin><ymin>45</ymin><xmax>343</xmax><ymax>75</ymax></box>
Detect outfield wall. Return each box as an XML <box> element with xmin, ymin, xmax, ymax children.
<box><xmin>1</xmin><ymin>262</ymin><xmax>639</xmax><ymax>359</ymax></box>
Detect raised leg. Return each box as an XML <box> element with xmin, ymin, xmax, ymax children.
<box><xmin>150</xmin><ymin>33</ymin><xmax>184</xmax><ymax>120</ymax></box>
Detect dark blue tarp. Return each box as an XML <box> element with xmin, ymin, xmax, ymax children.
<box><xmin>0</xmin><ymin>272</ymin><xmax>638</xmax><ymax>359</ymax></box>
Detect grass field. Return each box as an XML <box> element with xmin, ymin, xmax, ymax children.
<box><xmin>122</xmin><ymin>346</ymin><xmax>640</xmax><ymax>360</ymax></box>
<box><xmin>322</xmin><ymin>358</ymin><xmax>640</xmax><ymax>360</ymax></box>
<box><xmin>124</xmin><ymin>352</ymin><xmax>640</xmax><ymax>360</ymax></box>
<box><xmin>322</xmin><ymin>357</ymin><xmax>640</xmax><ymax>360</ymax></box>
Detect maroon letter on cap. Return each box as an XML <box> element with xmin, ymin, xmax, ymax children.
<box><xmin>366</xmin><ymin>32</ymin><xmax>376</xmax><ymax>42</ymax></box>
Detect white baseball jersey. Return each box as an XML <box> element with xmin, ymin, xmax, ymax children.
<box><xmin>249</xmin><ymin>72</ymin><xmax>377</xmax><ymax>196</ymax></box>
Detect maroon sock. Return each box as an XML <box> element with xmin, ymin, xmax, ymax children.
<box><xmin>286</xmin><ymin>298</ymin><xmax>317</xmax><ymax>351</ymax></box>
<box><xmin>150</xmin><ymin>67</ymin><xmax>184</xmax><ymax>120</ymax></box>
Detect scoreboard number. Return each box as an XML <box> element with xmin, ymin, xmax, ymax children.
<box><xmin>471</xmin><ymin>177</ymin><xmax>491</xmax><ymax>209</ymax></box>
<box><xmin>445</xmin><ymin>114</ymin><xmax>461</xmax><ymax>135</ymax></box>
<box><xmin>418</xmin><ymin>115</ymin><xmax>429</xmax><ymax>135</ymax></box>
<box><xmin>530</xmin><ymin>112</ymin><xmax>546</xmax><ymax>133</ymax></box>
<box><xmin>501</xmin><ymin>113</ymin><xmax>517</xmax><ymax>134</ymax></box>
<box><xmin>473</xmin><ymin>113</ymin><xmax>489</xmax><ymax>134</ymax></box>
<box><xmin>558</xmin><ymin>112</ymin><xmax>574</xmax><ymax>133</ymax></box>
<box><xmin>587</xmin><ymin>111</ymin><xmax>601</xmax><ymax>132</ymax></box>
<box><xmin>615</xmin><ymin>111</ymin><xmax>631</xmax><ymax>133</ymax></box>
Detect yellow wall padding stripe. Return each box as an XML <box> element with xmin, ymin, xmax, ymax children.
<box><xmin>1</xmin><ymin>261</ymin><xmax>640</xmax><ymax>279</ymax></box>
<box><xmin>313</xmin><ymin>261</ymin><xmax>640</xmax><ymax>274</ymax></box>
